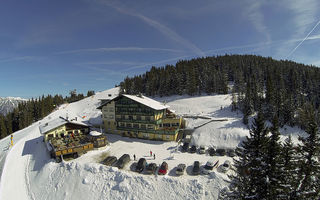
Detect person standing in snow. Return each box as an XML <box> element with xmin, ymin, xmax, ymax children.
<box><xmin>133</xmin><ymin>154</ymin><xmax>136</xmax><ymax>161</ymax></box>
<box><xmin>150</xmin><ymin>150</ymin><xmax>152</xmax><ymax>157</ymax></box>
<box><xmin>153</xmin><ymin>154</ymin><xmax>155</xmax><ymax>160</ymax></box>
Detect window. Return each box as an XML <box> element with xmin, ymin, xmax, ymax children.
<box><xmin>166</xmin><ymin>135</ymin><xmax>170</xmax><ymax>139</ymax></box>
<box><xmin>143</xmin><ymin>133</ymin><xmax>149</xmax><ymax>138</ymax></box>
<box><xmin>116</xmin><ymin>115</ymin><xmax>121</xmax><ymax>120</ymax></box>
<box><xmin>47</xmin><ymin>134</ymin><xmax>54</xmax><ymax>139</ymax></box>
<box><xmin>119</xmin><ymin>122</ymin><xmax>125</xmax><ymax>127</ymax></box>
<box><xmin>136</xmin><ymin>115</ymin><xmax>141</xmax><ymax>120</ymax></box>
<box><xmin>121</xmin><ymin>115</ymin><xmax>125</xmax><ymax>120</ymax></box>
<box><xmin>140</xmin><ymin>124</ymin><xmax>146</xmax><ymax>129</ymax></box>
<box><xmin>133</xmin><ymin>124</ymin><xmax>139</xmax><ymax>129</ymax></box>
<box><xmin>158</xmin><ymin>134</ymin><xmax>162</xmax><ymax>139</ymax></box>
<box><xmin>147</xmin><ymin>125</ymin><xmax>154</xmax><ymax>130</ymax></box>
<box><xmin>129</xmin><ymin>115</ymin><xmax>133</xmax><ymax>120</ymax></box>
<box><xmin>126</xmin><ymin>123</ymin><xmax>132</xmax><ymax>128</ymax></box>
<box><xmin>164</xmin><ymin>123</ymin><xmax>170</xmax><ymax>127</ymax></box>
<box><xmin>109</xmin><ymin>108</ymin><xmax>114</xmax><ymax>112</ymax></box>
<box><xmin>108</xmin><ymin>121</ymin><xmax>111</xmax><ymax>125</ymax></box>
<box><xmin>109</xmin><ymin>115</ymin><xmax>114</xmax><ymax>119</ymax></box>
<box><xmin>145</xmin><ymin>116</ymin><xmax>150</xmax><ymax>121</ymax></box>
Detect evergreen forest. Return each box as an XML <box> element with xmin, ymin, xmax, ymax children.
<box><xmin>0</xmin><ymin>90</ymin><xmax>95</xmax><ymax>139</ymax></box>
<box><xmin>120</xmin><ymin>54</ymin><xmax>320</xmax><ymax>128</ymax></box>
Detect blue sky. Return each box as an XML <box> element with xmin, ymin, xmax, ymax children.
<box><xmin>1</xmin><ymin>0</ymin><xmax>320</xmax><ymax>98</ymax></box>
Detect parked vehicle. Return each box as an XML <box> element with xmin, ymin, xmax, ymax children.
<box><xmin>199</xmin><ymin>146</ymin><xmax>206</xmax><ymax>154</ymax></box>
<box><xmin>208</xmin><ymin>147</ymin><xmax>216</xmax><ymax>156</ymax></box>
<box><xmin>204</xmin><ymin>159</ymin><xmax>219</xmax><ymax>170</ymax></box>
<box><xmin>136</xmin><ymin>158</ymin><xmax>147</xmax><ymax>173</ymax></box>
<box><xmin>175</xmin><ymin>164</ymin><xmax>186</xmax><ymax>176</ymax></box>
<box><xmin>146</xmin><ymin>163</ymin><xmax>157</xmax><ymax>174</ymax></box>
<box><xmin>102</xmin><ymin>156</ymin><xmax>117</xmax><ymax>166</ymax></box>
<box><xmin>115</xmin><ymin>154</ymin><xmax>130</xmax><ymax>169</ymax></box>
<box><xmin>189</xmin><ymin>145</ymin><xmax>197</xmax><ymax>153</ymax></box>
<box><xmin>219</xmin><ymin>160</ymin><xmax>231</xmax><ymax>173</ymax></box>
<box><xmin>181</xmin><ymin>142</ymin><xmax>189</xmax><ymax>152</ymax></box>
<box><xmin>227</xmin><ymin>149</ymin><xmax>236</xmax><ymax>157</ymax></box>
<box><xmin>158</xmin><ymin>162</ymin><xmax>168</xmax><ymax>175</ymax></box>
<box><xmin>192</xmin><ymin>161</ymin><xmax>200</xmax><ymax>175</ymax></box>
<box><xmin>216</xmin><ymin>148</ymin><xmax>226</xmax><ymax>156</ymax></box>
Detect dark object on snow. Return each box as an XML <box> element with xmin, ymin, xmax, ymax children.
<box><xmin>227</xmin><ymin>149</ymin><xmax>236</xmax><ymax>157</ymax></box>
<box><xmin>189</xmin><ymin>145</ymin><xmax>197</xmax><ymax>153</ymax></box>
<box><xmin>181</xmin><ymin>142</ymin><xmax>189</xmax><ymax>152</ymax></box>
<box><xmin>199</xmin><ymin>146</ymin><xmax>206</xmax><ymax>154</ymax></box>
<box><xmin>204</xmin><ymin>159</ymin><xmax>219</xmax><ymax>170</ymax></box>
<box><xmin>216</xmin><ymin>148</ymin><xmax>226</xmax><ymax>156</ymax></box>
<box><xmin>102</xmin><ymin>156</ymin><xmax>117</xmax><ymax>166</ymax></box>
<box><xmin>208</xmin><ymin>147</ymin><xmax>216</xmax><ymax>156</ymax></box>
<box><xmin>158</xmin><ymin>161</ymin><xmax>168</xmax><ymax>175</ymax></box>
<box><xmin>146</xmin><ymin>163</ymin><xmax>157</xmax><ymax>174</ymax></box>
<box><xmin>175</xmin><ymin>164</ymin><xmax>186</xmax><ymax>176</ymax></box>
<box><xmin>136</xmin><ymin>158</ymin><xmax>147</xmax><ymax>173</ymax></box>
<box><xmin>192</xmin><ymin>161</ymin><xmax>200</xmax><ymax>175</ymax></box>
<box><xmin>115</xmin><ymin>154</ymin><xmax>130</xmax><ymax>169</ymax></box>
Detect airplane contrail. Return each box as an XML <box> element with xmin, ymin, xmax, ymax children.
<box><xmin>286</xmin><ymin>19</ymin><xmax>320</xmax><ymax>59</ymax></box>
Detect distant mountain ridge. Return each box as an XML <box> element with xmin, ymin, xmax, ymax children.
<box><xmin>0</xmin><ymin>97</ymin><xmax>27</xmax><ymax>116</ymax></box>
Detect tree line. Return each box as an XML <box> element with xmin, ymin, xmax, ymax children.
<box><xmin>220</xmin><ymin>104</ymin><xmax>320</xmax><ymax>199</ymax></box>
<box><xmin>120</xmin><ymin>54</ymin><xmax>320</xmax><ymax>128</ymax></box>
<box><xmin>0</xmin><ymin>90</ymin><xmax>95</xmax><ymax>139</ymax></box>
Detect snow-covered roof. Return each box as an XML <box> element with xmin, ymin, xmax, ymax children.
<box><xmin>39</xmin><ymin>117</ymin><xmax>89</xmax><ymax>135</ymax></box>
<box><xmin>89</xmin><ymin>131</ymin><xmax>102</xmax><ymax>136</ymax></box>
<box><xmin>123</xmin><ymin>94</ymin><xmax>169</xmax><ymax>110</ymax></box>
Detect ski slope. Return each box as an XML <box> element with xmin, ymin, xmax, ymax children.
<box><xmin>0</xmin><ymin>88</ymin><xmax>305</xmax><ymax>200</ymax></box>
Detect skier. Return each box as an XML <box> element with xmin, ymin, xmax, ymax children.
<box><xmin>153</xmin><ymin>154</ymin><xmax>155</xmax><ymax>160</ymax></box>
<box><xmin>150</xmin><ymin>150</ymin><xmax>152</xmax><ymax>157</ymax></box>
<box><xmin>133</xmin><ymin>154</ymin><xmax>136</xmax><ymax>161</ymax></box>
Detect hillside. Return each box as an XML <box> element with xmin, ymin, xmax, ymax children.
<box><xmin>0</xmin><ymin>97</ymin><xmax>27</xmax><ymax>116</ymax></box>
<box><xmin>120</xmin><ymin>55</ymin><xmax>320</xmax><ymax>128</ymax></box>
<box><xmin>0</xmin><ymin>88</ymin><xmax>305</xmax><ymax>200</ymax></box>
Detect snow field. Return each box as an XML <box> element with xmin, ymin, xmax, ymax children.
<box><xmin>0</xmin><ymin>88</ymin><xmax>306</xmax><ymax>200</ymax></box>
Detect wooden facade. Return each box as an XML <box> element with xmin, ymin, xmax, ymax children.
<box><xmin>99</xmin><ymin>95</ymin><xmax>184</xmax><ymax>141</ymax></box>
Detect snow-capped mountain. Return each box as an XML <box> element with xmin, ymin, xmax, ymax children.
<box><xmin>0</xmin><ymin>97</ymin><xmax>27</xmax><ymax>115</ymax></box>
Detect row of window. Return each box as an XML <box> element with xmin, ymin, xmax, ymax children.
<box><xmin>160</xmin><ymin>123</ymin><xmax>180</xmax><ymax>127</ymax></box>
<box><xmin>118</xmin><ymin>122</ymin><xmax>154</xmax><ymax>130</ymax></box>
<box><xmin>103</xmin><ymin>107</ymin><xmax>114</xmax><ymax>113</ymax></box>
<box><xmin>103</xmin><ymin>114</ymin><xmax>114</xmax><ymax>119</ymax></box>
<box><xmin>116</xmin><ymin>115</ymin><xmax>153</xmax><ymax>121</ymax></box>
<box><xmin>125</xmin><ymin>132</ymin><xmax>171</xmax><ymax>140</ymax></box>
<box><xmin>116</xmin><ymin>107</ymin><xmax>154</xmax><ymax>114</ymax></box>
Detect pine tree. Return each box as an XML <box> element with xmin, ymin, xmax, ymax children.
<box><xmin>296</xmin><ymin>105</ymin><xmax>320</xmax><ymax>199</ymax></box>
<box><xmin>228</xmin><ymin>112</ymin><xmax>270</xmax><ymax>199</ymax></box>
<box><xmin>279</xmin><ymin>135</ymin><xmax>299</xmax><ymax>199</ymax></box>
<box><xmin>265</xmin><ymin>115</ymin><xmax>282</xmax><ymax>199</ymax></box>
<box><xmin>0</xmin><ymin>115</ymin><xmax>7</xmax><ymax>139</ymax></box>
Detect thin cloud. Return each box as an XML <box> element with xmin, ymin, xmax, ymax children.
<box><xmin>75</xmin><ymin>61</ymin><xmax>145</xmax><ymax>66</ymax></box>
<box><xmin>244</xmin><ymin>1</ymin><xmax>271</xmax><ymax>43</ymax></box>
<box><xmin>55</xmin><ymin>47</ymin><xmax>184</xmax><ymax>55</ymax></box>
<box><xmin>122</xmin><ymin>55</ymin><xmax>193</xmax><ymax>72</ymax></box>
<box><xmin>100</xmin><ymin>1</ymin><xmax>205</xmax><ymax>57</ymax></box>
<box><xmin>0</xmin><ymin>56</ymin><xmax>39</xmax><ymax>63</ymax></box>
<box><xmin>286</xmin><ymin>20</ymin><xmax>320</xmax><ymax>58</ymax></box>
<box><xmin>285</xmin><ymin>0</ymin><xmax>318</xmax><ymax>36</ymax></box>
<box><xmin>278</xmin><ymin>0</ymin><xmax>319</xmax><ymax>57</ymax></box>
